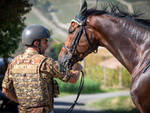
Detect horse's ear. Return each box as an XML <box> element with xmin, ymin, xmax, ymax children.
<box><xmin>79</xmin><ymin>0</ymin><xmax>87</xmax><ymax>16</ymax></box>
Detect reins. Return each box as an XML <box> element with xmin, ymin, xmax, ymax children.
<box><xmin>65</xmin><ymin>70</ymin><xmax>84</xmax><ymax>113</ymax></box>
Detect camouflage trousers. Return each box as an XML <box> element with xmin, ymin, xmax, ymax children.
<box><xmin>18</xmin><ymin>106</ymin><xmax>52</xmax><ymax>113</ymax></box>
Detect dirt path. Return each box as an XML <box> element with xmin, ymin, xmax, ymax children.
<box><xmin>54</xmin><ymin>91</ymin><xmax>130</xmax><ymax>113</ymax></box>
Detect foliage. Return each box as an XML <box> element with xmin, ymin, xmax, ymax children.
<box><xmin>56</xmin><ymin>77</ymin><xmax>102</xmax><ymax>94</ymax></box>
<box><xmin>84</xmin><ymin>48</ymin><xmax>131</xmax><ymax>88</ymax></box>
<box><xmin>89</xmin><ymin>96</ymin><xmax>139</xmax><ymax>113</ymax></box>
<box><xmin>85</xmin><ymin>66</ymin><xmax>131</xmax><ymax>88</ymax></box>
<box><xmin>48</xmin><ymin>43</ymin><xmax>63</xmax><ymax>60</ymax></box>
<box><xmin>0</xmin><ymin>0</ymin><xmax>32</xmax><ymax>58</ymax></box>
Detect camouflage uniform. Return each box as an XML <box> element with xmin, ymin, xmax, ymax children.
<box><xmin>0</xmin><ymin>59</ymin><xmax>8</xmax><ymax>90</ymax></box>
<box><xmin>2</xmin><ymin>48</ymin><xmax>71</xmax><ymax>113</ymax></box>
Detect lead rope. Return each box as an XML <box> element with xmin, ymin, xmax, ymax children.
<box><xmin>65</xmin><ymin>70</ymin><xmax>84</xmax><ymax>113</ymax></box>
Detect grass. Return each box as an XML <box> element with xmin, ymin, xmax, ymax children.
<box><xmin>59</xmin><ymin>88</ymin><xmax>129</xmax><ymax>97</ymax></box>
<box><xmin>57</xmin><ymin>75</ymin><xmax>129</xmax><ymax>97</ymax></box>
<box><xmin>56</xmin><ymin>77</ymin><xmax>102</xmax><ymax>94</ymax></box>
<box><xmin>56</xmin><ymin>76</ymin><xmax>127</xmax><ymax>95</ymax></box>
<box><xmin>89</xmin><ymin>96</ymin><xmax>140</xmax><ymax>113</ymax></box>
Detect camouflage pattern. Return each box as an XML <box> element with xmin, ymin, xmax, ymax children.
<box><xmin>53</xmin><ymin>79</ymin><xmax>59</xmax><ymax>97</ymax></box>
<box><xmin>18</xmin><ymin>106</ymin><xmax>50</xmax><ymax>113</ymax></box>
<box><xmin>2</xmin><ymin>48</ymin><xmax>71</xmax><ymax>113</ymax></box>
<box><xmin>0</xmin><ymin>59</ymin><xmax>9</xmax><ymax>90</ymax></box>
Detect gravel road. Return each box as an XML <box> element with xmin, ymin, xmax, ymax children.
<box><xmin>54</xmin><ymin>91</ymin><xmax>130</xmax><ymax>113</ymax></box>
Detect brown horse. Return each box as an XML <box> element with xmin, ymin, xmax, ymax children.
<box><xmin>58</xmin><ymin>0</ymin><xmax>150</xmax><ymax>113</ymax></box>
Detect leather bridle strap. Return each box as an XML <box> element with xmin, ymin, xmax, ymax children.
<box><xmin>63</xmin><ymin>20</ymin><xmax>95</xmax><ymax>69</ymax></box>
<box><xmin>83</xmin><ymin>27</ymin><xmax>92</xmax><ymax>48</ymax></box>
<box><xmin>65</xmin><ymin>70</ymin><xmax>84</xmax><ymax>113</ymax></box>
<box><xmin>71</xmin><ymin>25</ymin><xmax>84</xmax><ymax>54</ymax></box>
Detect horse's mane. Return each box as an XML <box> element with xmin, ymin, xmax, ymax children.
<box><xmin>84</xmin><ymin>5</ymin><xmax>150</xmax><ymax>28</ymax></box>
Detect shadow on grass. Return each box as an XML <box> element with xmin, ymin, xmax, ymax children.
<box><xmin>54</xmin><ymin>101</ymin><xmax>139</xmax><ymax>113</ymax></box>
<box><xmin>101</xmin><ymin>108</ymin><xmax>140</xmax><ymax>113</ymax></box>
<box><xmin>54</xmin><ymin>108</ymin><xmax>139</xmax><ymax>113</ymax></box>
<box><xmin>54</xmin><ymin>108</ymin><xmax>101</xmax><ymax>113</ymax></box>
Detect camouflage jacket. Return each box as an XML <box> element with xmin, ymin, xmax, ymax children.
<box><xmin>2</xmin><ymin>48</ymin><xmax>72</xmax><ymax>111</ymax></box>
<box><xmin>0</xmin><ymin>61</ymin><xmax>8</xmax><ymax>89</ymax></box>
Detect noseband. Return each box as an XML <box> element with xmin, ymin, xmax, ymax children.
<box><xmin>63</xmin><ymin>19</ymin><xmax>98</xmax><ymax>69</ymax></box>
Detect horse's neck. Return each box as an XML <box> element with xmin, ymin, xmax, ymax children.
<box><xmin>94</xmin><ymin>15</ymin><xmax>150</xmax><ymax>73</ymax></box>
<box><xmin>118</xmin><ymin>19</ymin><xmax>150</xmax><ymax>74</ymax></box>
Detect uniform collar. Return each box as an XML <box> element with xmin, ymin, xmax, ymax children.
<box><xmin>24</xmin><ymin>48</ymin><xmax>39</xmax><ymax>56</ymax></box>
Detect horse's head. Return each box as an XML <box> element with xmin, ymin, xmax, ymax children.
<box><xmin>58</xmin><ymin>0</ymin><xmax>100</xmax><ymax>69</ymax></box>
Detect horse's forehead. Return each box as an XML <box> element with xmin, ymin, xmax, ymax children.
<box><xmin>70</xmin><ymin>21</ymin><xmax>79</xmax><ymax>28</ymax></box>
<box><xmin>71</xmin><ymin>19</ymin><xmax>82</xmax><ymax>25</ymax></box>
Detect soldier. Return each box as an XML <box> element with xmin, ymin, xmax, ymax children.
<box><xmin>0</xmin><ymin>58</ymin><xmax>9</xmax><ymax>90</ymax></box>
<box><xmin>2</xmin><ymin>24</ymin><xmax>82</xmax><ymax>113</ymax></box>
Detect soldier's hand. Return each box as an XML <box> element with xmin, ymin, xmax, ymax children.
<box><xmin>70</xmin><ymin>70</ymin><xmax>80</xmax><ymax>83</ymax></box>
<box><xmin>72</xmin><ymin>63</ymin><xmax>82</xmax><ymax>71</ymax></box>
<box><xmin>68</xmin><ymin>63</ymin><xmax>82</xmax><ymax>84</ymax></box>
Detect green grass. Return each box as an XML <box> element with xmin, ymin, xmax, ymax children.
<box><xmin>56</xmin><ymin>77</ymin><xmax>102</xmax><ymax>94</ymax></box>
<box><xmin>56</xmin><ymin>76</ymin><xmax>129</xmax><ymax>96</ymax></box>
<box><xmin>89</xmin><ymin>96</ymin><xmax>139</xmax><ymax>113</ymax></box>
<box><xmin>59</xmin><ymin>88</ymin><xmax>128</xmax><ymax>97</ymax></box>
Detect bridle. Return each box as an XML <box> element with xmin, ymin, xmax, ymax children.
<box><xmin>63</xmin><ymin>18</ymin><xmax>98</xmax><ymax>69</ymax></box>
<box><xmin>62</xmin><ymin>18</ymin><xmax>98</xmax><ymax>113</ymax></box>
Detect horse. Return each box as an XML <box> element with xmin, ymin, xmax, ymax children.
<box><xmin>58</xmin><ymin>0</ymin><xmax>150</xmax><ymax>113</ymax></box>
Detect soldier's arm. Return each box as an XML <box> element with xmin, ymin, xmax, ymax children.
<box><xmin>43</xmin><ymin>58</ymin><xmax>82</xmax><ymax>83</ymax></box>
<box><xmin>2</xmin><ymin>65</ymin><xmax>18</xmax><ymax>103</ymax></box>
<box><xmin>2</xmin><ymin>88</ymin><xmax>18</xmax><ymax>103</ymax></box>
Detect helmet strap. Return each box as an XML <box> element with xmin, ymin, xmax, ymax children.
<box><xmin>37</xmin><ymin>40</ymin><xmax>42</xmax><ymax>54</ymax></box>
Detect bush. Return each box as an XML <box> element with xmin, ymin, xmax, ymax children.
<box><xmin>85</xmin><ymin>66</ymin><xmax>131</xmax><ymax>88</ymax></box>
<box><xmin>56</xmin><ymin>77</ymin><xmax>101</xmax><ymax>94</ymax></box>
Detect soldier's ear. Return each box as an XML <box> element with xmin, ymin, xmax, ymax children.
<box><xmin>33</xmin><ymin>40</ymin><xmax>40</xmax><ymax>47</ymax></box>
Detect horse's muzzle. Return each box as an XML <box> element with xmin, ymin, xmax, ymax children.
<box><xmin>58</xmin><ymin>54</ymin><xmax>73</xmax><ymax>70</ymax></box>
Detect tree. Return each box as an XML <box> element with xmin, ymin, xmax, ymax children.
<box><xmin>0</xmin><ymin>0</ymin><xmax>32</xmax><ymax>58</ymax></box>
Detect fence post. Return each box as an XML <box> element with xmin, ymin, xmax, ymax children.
<box><xmin>119</xmin><ymin>68</ymin><xmax>123</xmax><ymax>88</ymax></box>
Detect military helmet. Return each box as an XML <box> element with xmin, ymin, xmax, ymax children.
<box><xmin>22</xmin><ymin>24</ymin><xmax>51</xmax><ymax>45</ymax></box>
